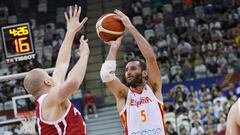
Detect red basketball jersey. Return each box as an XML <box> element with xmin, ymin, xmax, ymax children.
<box><xmin>35</xmin><ymin>94</ymin><xmax>86</xmax><ymax>135</ymax></box>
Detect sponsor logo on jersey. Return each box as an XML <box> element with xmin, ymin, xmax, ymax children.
<box><xmin>130</xmin><ymin>97</ymin><xmax>152</xmax><ymax>107</ymax></box>
<box><xmin>130</xmin><ymin>128</ymin><xmax>162</xmax><ymax>135</ymax></box>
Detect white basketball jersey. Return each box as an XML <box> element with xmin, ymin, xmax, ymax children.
<box><xmin>120</xmin><ymin>84</ymin><xmax>166</xmax><ymax>135</ymax></box>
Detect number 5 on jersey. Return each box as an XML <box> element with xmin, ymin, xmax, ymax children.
<box><xmin>141</xmin><ymin>109</ymin><xmax>147</xmax><ymax>123</ymax></box>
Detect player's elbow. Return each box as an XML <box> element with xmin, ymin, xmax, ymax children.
<box><xmin>100</xmin><ymin>64</ymin><xmax>116</xmax><ymax>83</ymax></box>
<box><xmin>68</xmin><ymin>79</ymin><xmax>81</xmax><ymax>91</ymax></box>
<box><xmin>100</xmin><ymin>67</ymin><xmax>109</xmax><ymax>82</ymax></box>
<box><xmin>146</xmin><ymin>54</ymin><xmax>156</xmax><ymax>62</ymax></box>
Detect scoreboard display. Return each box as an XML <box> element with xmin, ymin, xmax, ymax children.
<box><xmin>1</xmin><ymin>23</ymin><xmax>35</xmax><ymax>63</ymax></box>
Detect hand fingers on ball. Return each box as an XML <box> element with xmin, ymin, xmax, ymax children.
<box><xmin>114</xmin><ymin>9</ymin><xmax>125</xmax><ymax>18</ymax></box>
<box><xmin>104</xmin><ymin>41</ymin><xmax>111</xmax><ymax>45</ymax></box>
<box><xmin>117</xmin><ymin>35</ymin><xmax>124</xmax><ymax>41</ymax></box>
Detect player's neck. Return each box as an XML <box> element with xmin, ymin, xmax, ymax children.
<box><xmin>35</xmin><ymin>88</ymin><xmax>49</xmax><ymax>97</ymax></box>
<box><xmin>130</xmin><ymin>83</ymin><xmax>145</xmax><ymax>91</ymax></box>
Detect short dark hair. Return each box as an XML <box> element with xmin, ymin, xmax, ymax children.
<box><xmin>126</xmin><ymin>58</ymin><xmax>146</xmax><ymax>70</ymax></box>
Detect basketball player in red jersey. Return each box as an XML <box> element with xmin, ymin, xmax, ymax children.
<box><xmin>24</xmin><ymin>5</ymin><xmax>88</xmax><ymax>134</ymax></box>
<box><xmin>226</xmin><ymin>99</ymin><xmax>240</xmax><ymax>135</ymax></box>
<box><xmin>100</xmin><ymin>10</ymin><xmax>166</xmax><ymax>134</ymax></box>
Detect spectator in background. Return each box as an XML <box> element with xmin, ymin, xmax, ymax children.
<box><xmin>179</xmin><ymin>125</ymin><xmax>189</xmax><ymax>135</ymax></box>
<box><xmin>217</xmin><ymin>117</ymin><xmax>226</xmax><ymax>135</ymax></box>
<box><xmin>171</xmin><ymin>85</ymin><xmax>188</xmax><ymax>102</ymax></box>
<box><xmin>206</xmin><ymin>55</ymin><xmax>221</xmax><ymax>76</ymax></box>
<box><xmin>213</xmin><ymin>100</ymin><xmax>223</xmax><ymax>118</ymax></box>
<box><xmin>166</xmin><ymin>33</ymin><xmax>178</xmax><ymax>47</ymax></box>
<box><xmin>0</xmin><ymin>91</ymin><xmax>7</xmax><ymax>103</ymax></box>
<box><xmin>83</xmin><ymin>91</ymin><xmax>98</xmax><ymax>120</ymax></box>
<box><xmin>194</xmin><ymin>59</ymin><xmax>207</xmax><ymax>79</ymax></box>
<box><xmin>198</xmin><ymin>83</ymin><xmax>210</xmax><ymax>99</ymax></box>
<box><xmin>186</xmin><ymin>94</ymin><xmax>200</xmax><ymax>110</ymax></box>
<box><xmin>2</xmin><ymin>83</ymin><xmax>14</xmax><ymax>101</ymax></box>
<box><xmin>188</xmin><ymin>85</ymin><xmax>198</xmax><ymax>97</ymax></box>
<box><xmin>13</xmin><ymin>81</ymin><xmax>26</xmax><ymax>96</ymax></box>
<box><xmin>163</xmin><ymin>92</ymin><xmax>175</xmax><ymax>112</ymax></box>
<box><xmin>170</xmin><ymin>64</ymin><xmax>185</xmax><ymax>83</ymax></box>
<box><xmin>182</xmin><ymin>60</ymin><xmax>195</xmax><ymax>81</ymax></box>
<box><xmin>190</xmin><ymin>120</ymin><xmax>204</xmax><ymax>135</ymax></box>
<box><xmin>177</xmin><ymin>38</ymin><xmax>192</xmax><ymax>59</ymax></box>
<box><xmin>0</xmin><ymin>3</ymin><xmax>8</xmax><ymax>25</ymax></box>
<box><xmin>213</xmin><ymin>90</ymin><xmax>228</xmax><ymax>107</ymax></box>
<box><xmin>13</xmin><ymin>124</ymin><xmax>24</xmax><ymax>135</ymax></box>
<box><xmin>166</xmin><ymin>121</ymin><xmax>178</xmax><ymax>135</ymax></box>
<box><xmin>204</xmin><ymin>116</ymin><xmax>217</xmax><ymax>135</ymax></box>
<box><xmin>159</xmin><ymin>62</ymin><xmax>170</xmax><ymax>84</ymax></box>
<box><xmin>223</xmin><ymin>83</ymin><xmax>237</xmax><ymax>100</ymax></box>
<box><xmin>216</xmin><ymin>53</ymin><xmax>227</xmax><ymax>70</ymax></box>
<box><xmin>176</xmin><ymin>100</ymin><xmax>188</xmax><ymax>116</ymax></box>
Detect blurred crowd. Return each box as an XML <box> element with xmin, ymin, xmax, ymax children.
<box><xmin>163</xmin><ymin>82</ymin><xmax>240</xmax><ymax>135</ymax></box>
<box><xmin>0</xmin><ymin>0</ymin><xmax>240</xmax><ymax>134</ymax></box>
<box><xmin>123</xmin><ymin>0</ymin><xmax>240</xmax><ymax>84</ymax></box>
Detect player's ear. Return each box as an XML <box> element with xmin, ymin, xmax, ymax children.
<box><xmin>142</xmin><ymin>70</ymin><xmax>148</xmax><ymax>78</ymax></box>
<box><xmin>44</xmin><ymin>78</ymin><xmax>54</xmax><ymax>86</ymax></box>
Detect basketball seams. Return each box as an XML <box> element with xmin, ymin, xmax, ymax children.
<box><xmin>102</xmin><ymin>18</ymin><xmax>124</xmax><ymax>31</ymax></box>
<box><xmin>96</xmin><ymin>13</ymin><xmax>125</xmax><ymax>42</ymax></box>
<box><xmin>98</xmin><ymin>26</ymin><xmax>123</xmax><ymax>35</ymax></box>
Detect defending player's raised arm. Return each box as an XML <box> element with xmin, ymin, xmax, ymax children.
<box><xmin>47</xmin><ymin>36</ymin><xmax>89</xmax><ymax>104</ymax></box>
<box><xmin>100</xmin><ymin>36</ymin><xmax>128</xmax><ymax>99</ymax></box>
<box><xmin>52</xmin><ymin>5</ymin><xmax>88</xmax><ymax>84</ymax></box>
<box><xmin>114</xmin><ymin>9</ymin><xmax>162</xmax><ymax>95</ymax></box>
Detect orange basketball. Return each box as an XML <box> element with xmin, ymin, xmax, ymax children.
<box><xmin>96</xmin><ymin>13</ymin><xmax>125</xmax><ymax>42</ymax></box>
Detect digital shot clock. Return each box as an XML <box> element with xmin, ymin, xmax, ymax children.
<box><xmin>1</xmin><ymin>23</ymin><xmax>36</xmax><ymax>63</ymax></box>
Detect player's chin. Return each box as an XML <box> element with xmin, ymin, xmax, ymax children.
<box><xmin>126</xmin><ymin>78</ymin><xmax>134</xmax><ymax>84</ymax></box>
<box><xmin>126</xmin><ymin>80</ymin><xmax>135</xmax><ymax>86</ymax></box>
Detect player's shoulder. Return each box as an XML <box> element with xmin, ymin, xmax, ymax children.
<box><xmin>229</xmin><ymin>99</ymin><xmax>240</xmax><ymax>117</ymax></box>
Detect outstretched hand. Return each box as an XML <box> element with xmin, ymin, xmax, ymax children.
<box><xmin>64</xmin><ymin>5</ymin><xmax>88</xmax><ymax>33</ymax></box>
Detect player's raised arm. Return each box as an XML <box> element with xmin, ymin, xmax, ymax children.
<box><xmin>114</xmin><ymin>9</ymin><xmax>162</xmax><ymax>98</ymax></box>
<box><xmin>47</xmin><ymin>36</ymin><xmax>89</xmax><ymax>105</ymax></box>
<box><xmin>100</xmin><ymin>36</ymin><xmax>128</xmax><ymax>100</ymax></box>
<box><xmin>52</xmin><ymin>5</ymin><xmax>88</xmax><ymax>84</ymax></box>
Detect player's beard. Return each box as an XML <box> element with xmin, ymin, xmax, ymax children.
<box><xmin>126</xmin><ymin>72</ymin><xmax>144</xmax><ymax>88</ymax></box>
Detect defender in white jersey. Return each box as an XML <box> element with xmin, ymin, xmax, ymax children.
<box><xmin>226</xmin><ymin>98</ymin><xmax>240</xmax><ymax>135</ymax></box>
<box><xmin>100</xmin><ymin>9</ymin><xmax>166</xmax><ymax>135</ymax></box>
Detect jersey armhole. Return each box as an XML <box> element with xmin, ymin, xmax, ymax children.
<box><xmin>119</xmin><ymin>90</ymin><xmax>130</xmax><ymax>116</ymax></box>
<box><xmin>38</xmin><ymin>94</ymin><xmax>71</xmax><ymax>125</ymax></box>
<box><xmin>146</xmin><ymin>84</ymin><xmax>164</xmax><ymax>105</ymax></box>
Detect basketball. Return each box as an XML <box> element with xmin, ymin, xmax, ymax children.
<box><xmin>96</xmin><ymin>13</ymin><xmax>125</xmax><ymax>42</ymax></box>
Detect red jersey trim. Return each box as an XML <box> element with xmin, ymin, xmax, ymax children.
<box><xmin>38</xmin><ymin>94</ymin><xmax>71</xmax><ymax>125</ymax></box>
<box><xmin>158</xmin><ymin>102</ymin><xmax>167</xmax><ymax>134</ymax></box>
<box><xmin>130</xmin><ymin>88</ymin><xmax>143</xmax><ymax>94</ymax></box>
<box><xmin>120</xmin><ymin>110</ymin><xmax>128</xmax><ymax>135</ymax></box>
